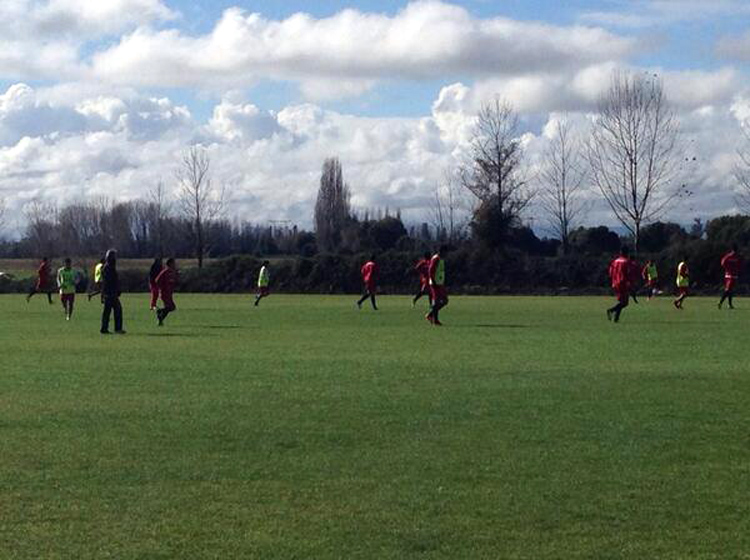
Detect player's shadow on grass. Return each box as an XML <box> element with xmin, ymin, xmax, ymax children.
<box><xmin>465</xmin><ymin>324</ymin><xmax>531</xmax><ymax>329</ymax></box>
<box><xmin>139</xmin><ymin>332</ymin><xmax>208</xmax><ymax>338</ymax></box>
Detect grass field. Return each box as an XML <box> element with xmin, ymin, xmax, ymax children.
<box><xmin>2</xmin><ymin>294</ymin><xmax>749</xmax><ymax>558</ymax></box>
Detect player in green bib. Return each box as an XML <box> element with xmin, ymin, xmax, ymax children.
<box><xmin>57</xmin><ymin>258</ymin><xmax>78</xmax><ymax>321</ymax></box>
<box><xmin>255</xmin><ymin>261</ymin><xmax>271</xmax><ymax>306</ymax></box>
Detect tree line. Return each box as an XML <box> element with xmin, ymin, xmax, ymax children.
<box><xmin>2</xmin><ymin>70</ymin><xmax>750</xmax><ymax>286</ymax></box>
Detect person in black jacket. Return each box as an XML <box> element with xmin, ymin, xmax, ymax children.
<box><xmin>100</xmin><ymin>249</ymin><xmax>125</xmax><ymax>334</ymax></box>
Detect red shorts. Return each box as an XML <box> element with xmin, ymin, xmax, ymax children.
<box><xmin>365</xmin><ymin>281</ymin><xmax>376</xmax><ymax>294</ymax></box>
<box><xmin>419</xmin><ymin>279</ymin><xmax>429</xmax><ymax>292</ymax></box>
<box><xmin>725</xmin><ymin>277</ymin><xmax>737</xmax><ymax>292</ymax></box>
<box><xmin>677</xmin><ymin>286</ymin><xmax>689</xmax><ymax>296</ymax></box>
<box><xmin>161</xmin><ymin>293</ymin><xmax>176</xmax><ymax>311</ymax></box>
<box><xmin>257</xmin><ymin>286</ymin><xmax>270</xmax><ymax>296</ymax></box>
<box><xmin>646</xmin><ymin>279</ymin><xmax>658</xmax><ymax>288</ymax></box>
<box><xmin>430</xmin><ymin>285</ymin><xmax>448</xmax><ymax>302</ymax></box>
<box><xmin>61</xmin><ymin>293</ymin><xmax>75</xmax><ymax>305</ymax></box>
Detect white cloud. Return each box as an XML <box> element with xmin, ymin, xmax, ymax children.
<box><xmin>88</xmin><ymin>1</ymin><xmax>636</xmax><ymax>97</ymax></box>
<box><xmin>580</xmin><ymin>0</ymin><xmax>750</xmax><ymax>28</ymax></box>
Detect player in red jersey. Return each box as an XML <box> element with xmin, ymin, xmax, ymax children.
<box><xmin>155</xmin><ymin>258</ymin><xmax>179</xmax><ymax>326</ymax></box>
<box><xmin>412</xmin><ymin>251</ymin><xmax>432</xmax><ymax>307</ymax></box>
<box><xmin>718</xmin><ymin>244</ymin><xmax>742</xmax><ymax>309</ymax></box>
<box><xmin>26</xmin><ymin>257</ymin><xmax>54</xmax><ymax>304</ymax></box>
<box><xmin>356</xmin><ymin>255</ymin><xmax>379</xmax><ymax>310</ymax></box>
<box><xmin>426</xmin><ymin>245</ymin><xmax>449</xmax><ymax>326</ymax></box>
<box><xmin>606</xmin><ymin>246</ymin><xmax>633</xmax><ymax>323</ymax></box>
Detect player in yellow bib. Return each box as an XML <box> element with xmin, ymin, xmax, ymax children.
<box><xmin>255</xmin><ymin>261</ymin><xmax>271</xmax><ymax>306</ymax></box>
<box><xmin>57</xmin><ymin>258</ymin><xmax>78</xmax><ymax>320</ymax></box>
<box><xmin>88</xmin><ymin>257</ymin><xmax>105</xmax><ymax>301</ymax></box>
<box><xmin>674</xmin><ymin>258</ymin><xmax>690</xmax><ymax>309</ymax></box>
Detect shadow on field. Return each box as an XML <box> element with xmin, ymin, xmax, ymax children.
<box><xmin>139</xmin><ymin>333</ymin><xmax>209</xmax><ymax>338</ymax></box>
<box><xmin>463</xmin><ymin>324</ymin><xmax>531</xmax><ymax>329</ymax></box>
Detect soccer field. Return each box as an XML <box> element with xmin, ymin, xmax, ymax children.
<box><xmin>2</xmin><ymin>294</ymin><xmax>749</xmax><ymax>558</ymax></box>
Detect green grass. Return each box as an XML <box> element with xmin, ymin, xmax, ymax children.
<box><xmin>1</xmin><ymin>294</ymin><xmax>749</xmax><ymax>559</ymax></box>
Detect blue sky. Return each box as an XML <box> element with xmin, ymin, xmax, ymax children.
<box><xmin>1</xmin><ymin>0</ymin><xmax>749</xmax><ymax>231</ymax></box>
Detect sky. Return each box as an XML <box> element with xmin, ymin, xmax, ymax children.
<box><xmin>1</xmin><ymin>0</ymin><xmax>750</xmax><ymax>236</ymax></box>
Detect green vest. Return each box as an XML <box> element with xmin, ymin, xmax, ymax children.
<box><xmin>58</xmin><ymin>268</ymin><xmax>76</xmax><ymax>294</ymax></box>
<box><xmin>676</xmin><ymin>262</ymin><xmax>689</xmax><ymax>287</ymax></box>
<box><xmin>258</xmin><ymin>267</ymin><xmax>269</xmax><ymax>288</ymax></box>
<box><xmin>646</xmin><ymin>264</ymin><xmax>658</xmax><ymax>281</ymax></box>
<box><xmin>94</xmin><ymin>263</ymin><xmax>103</xmax><ymax>283</ymax></box>
<box><xmin>434</xmin><ymin>258</ymin><xmax>445</xmax><ymax>286</ymax></box>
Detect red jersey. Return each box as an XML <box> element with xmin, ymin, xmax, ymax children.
<box><xmin>361</xmin><ymin>261</ymin><xmax>378</xmax><ymax>284</ymax></box>
<box><xmin>627</xmin><ymin>260</ymin><xmax>641</xmax><ymax>284</ymax></box>
<box><xmin>609</xmin><ymin>256</ymin><xmax>631</xmax><ymax>289</ymax></box>
<box><xmin>721</xmin><ymin>251</ymin><xmax>742</xmax><ymax>278</ymax></box>
<box><xmin>155</xmin><ymin>267</ymin><xmax>178</xmax><ymax>296</ymax></box>
<box><xmin>415</xmin><ymin>259</ymin><xmax>429</xmax><ymax>282</ymax></box>
<box><xmin>38</xmin><ymin>262</ymin><xmax>50</xmax><ymax>282</ymax></box>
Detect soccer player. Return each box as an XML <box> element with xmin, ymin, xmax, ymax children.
<box><xmin>642</xmin><ymin>259</ymin><xmax>659</xmax><ymax>299</ymax></box>
<box><xmin>356</xmin><ymin>255</ymin><xmax>379</xmax><ymax>310</ymax></box>
<box><xmin>674</xmin><ymin>257</ymin><xmax>690</xmax><ymax>309</ymax></box>
<box><xmin>255</xmin><ymin>260</ymin><xmax>270</xmax><ymax>306</ymax></box>
<box><xmin>155</xmin><ymin>258</ymin><xmax>178</xmax><ymax>326</ymax></box>
<box><xmin>718</xmin><ymin>244</ymin><xmax>742</xmax><ymax>310</ymax></box>
<box><xmin>412</xmin><ymin>251</ymin><xmax>432</xmax><ymax>307</ymax></box>
<box><xmin>26</xmin><ymin>257</ymin><xmax>53</xmax><ymax>304</ymax></box>
<box><xmin>148</xmin><ymin>258</ymin><xmax>163</xmax><ymax>311</ymax></box>
<box><xmin>88</xmin><ymin>257</ymin><xmax>105</xmax><ymax>301</ymax></box>
<box><xmin>606</xmin><ymin>246</ymin><xmax>633</xmax><ymax>323</ymax></box>
<box><xmin>56</xmin><ymin>257</ymin><xmax>77</xmax><ymax>321</ymax></box>
<box><xmin>100</xmin><ymin>249</ymin><xmax>125</xmax><ymax>334</ymax></box>
<box><xmin>426</xmin><ymin>245</ymin><xmax>449</xmax><ymax>326</ymax></box>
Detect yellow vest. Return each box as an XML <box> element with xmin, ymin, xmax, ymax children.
<box><xmin>676</xmin><ymin>262</ymin><xmax>689</xmax><ymax>287</ymax></box>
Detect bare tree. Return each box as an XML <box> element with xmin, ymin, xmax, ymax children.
<box><xmin>587</xmin><ymin>71</ymin><xmax>681</xmax><ymax>252</ymax></box>
<box><xmin>148</xmin><ymin>180</ymin><xmax>171</xmax><ymax>255</ymax></box>
<box><xmin>734</xmin><ymin>128</ymin><xmax>750</xmax><ymax>212</ymax></box>
<box><xmin>24</xmin><ymin>199</ymin><xmax>59</xmax><ymax>256</ymax></box>
<box><xmin>538</xmin><ymin>118</ymin><xmax>589</xmax><ymax>253</ymax></box>
<box><xmin>314</xmin><ymin>157</ymin><xmax>352</xmax><ymax>252</ymax></box>
<box><xmin>459</xmin><ymin>98</ymin><xmax>532</xmax><ymax>246</ymax></box>
<box><xmin>430</xmin><ymin>172</ymin><xmax>471</xmax><ymax>242</ymax></box>
<box><xmin>176</xmin><ymin>146</ymin><xmax>224</xmax><ymax>268</ymax></box>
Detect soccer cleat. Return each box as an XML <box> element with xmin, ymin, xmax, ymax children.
<box><xmin>115</xmin><ymin>330</ymin><xmax>127</xmax><ymax>335</ymax></box>
<box><xmin>100</xmin><ymin>330</ymin><xmax>111</xmax><ymax>335</ymax></box>
<box><xmin>356</xmin><ymin>301</ymin><xmax>362</xmax><ymax>310</ymax></box>
<box><xmin>606</xmin><ymin>309</ymin><xmax>612</xmax><ymax>321</ymax></box>
<box><xmin>433</xmin><ymin>320</ymin><xmax>443</xmax><ymax>326</ymax></box>
<box><xmin>718</xmin><ymin>302</ymin><xmax>722</xmax><ymax>309</ymax></box>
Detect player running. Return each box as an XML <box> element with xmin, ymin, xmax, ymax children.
<box><xmin>88</xmin><ymin>257</ymin><xmax>105</xmax><ymax>301</ymax></box>
<box><xmin>425</xmin><ymin>245</ymin><xmax>449</xmax><ymax>326</ymax></box>
<box><xmin>606</xmin><ymin>246</ymin><xmax>633</xmax><ymax>323</ymax></box>
<box><xmin>412</xmin><ymin>252</ymin><xmax>432</xmax><ymax>307</ymax></box>
<box><xmin>148</xmin><ymin>258</ymin><xmax>163</xmax><ymax>311</ymax></box>
<box><xmin>642</xmin><ymin>259</ymin><xmax>659</xmax><ymax>299</ymax></box>
<box><xmin>718</xmin><ymin>245</ymin><xmax>742</xmax><ymax>310</ymax></box>
<box><xmin>56</xmin><ymin>258</ymin><xmax>78</xmax><ymax>321</ymax></box>
<box><xmin>155</xmin><ymin>258</ymin><xmax>179</xmax><ymax>326</ymax></box>
<box><xmin>255</xmin><ymin>260</ymin><xmax>270</xmax><ymax>306</ymax></box>
<box><xmin>26</xmin><ymin>257</ymin><xmax>53</xmax><ymax>304</ymax></box>
<box><xmin>674</xmin><ymin>257</ymin><xmax>690</xmax><ymax>310</ymax></box>
<box><xmin>356</xmin><ymin>255</ymin><xmax>379</xmax><ymax>310</ymax></box>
